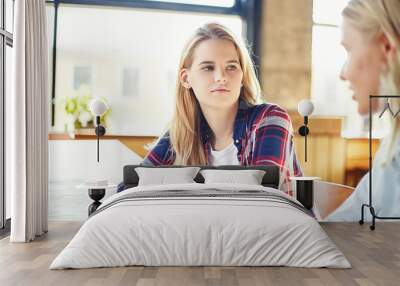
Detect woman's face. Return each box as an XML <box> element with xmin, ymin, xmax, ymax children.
<box><xmin>340</xmin><ymin>21</ymin><xmax>388</xmax><ymax>115</ymax></box>
<box><xmin>181</xmin><ymin>39</ymin><xmax>243</xmax><ymax>110</ymax></box>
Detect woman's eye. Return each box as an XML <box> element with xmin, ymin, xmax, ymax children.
<box><xmin>202</xmin><ymin>66</ymin><xmax>214</xmax><ymax>71</ymax></box>
<box><xmin>227</xmin><ymin>65</ymin><xmax>238</xmax><ymax>70</ymax></box>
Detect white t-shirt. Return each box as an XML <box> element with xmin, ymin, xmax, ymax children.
<box><xmin>209</xmin><ymin>141</ymin><xmax>240</xmax><ymax>166</ymax></box>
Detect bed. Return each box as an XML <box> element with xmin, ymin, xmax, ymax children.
<box><xmin>50</xmin><ymin>165</ymin><xmax>350</xmax><ymax>269</ymax></box>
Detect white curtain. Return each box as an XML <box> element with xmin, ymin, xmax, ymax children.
<box><xmin>9</xmin><ymin>0</ymin><xmax>49</xmax><ymax>242</ymax></box>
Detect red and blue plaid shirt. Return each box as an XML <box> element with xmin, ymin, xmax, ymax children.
<box><xmin>142</xmin><ymin>98</ymin><xmax>303</xmax><ymax>195</ymax></box>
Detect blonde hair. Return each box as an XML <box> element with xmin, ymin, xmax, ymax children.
<box><xmin>343</xmin><ymin>0</ymin><xmax>400</xmax><ymax>165</ymax></box>
<box><xmin>169</xmin><ymin>23</ymin><xmax>262</xmax><ymax>165</ymax></box>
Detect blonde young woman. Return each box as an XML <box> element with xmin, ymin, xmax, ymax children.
<box><xmin>141</xmin><ymin>23</ymin><xmax>302</xmax><ymax>194</ymax></box>
<box><xmin>327</xmin><ymin>0</ymin><xmax>400</xmax><ymax>221</ymax></box>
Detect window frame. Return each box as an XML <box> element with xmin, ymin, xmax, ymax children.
<box><xmin>0</xmin><ymin>0</ymin><xmax>13</xmax><ymax>236</ymax></box>
<box><xmin>311</xmin><ymin>1</ymin><xmax>346</xmax><ymax>116</ymax></box>
<box><xmin>45</xmin><ymin>0</ymin><xmax>262</xmax><ymax>126</ymax></box>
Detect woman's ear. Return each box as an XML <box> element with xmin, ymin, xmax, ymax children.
<box><xmin>180</xmin><ymin>68</ymin><xmax>191</xmax><ymax>89</ymax></box>
<box><xmin>379</xmin><ymin>32</ymin><xmax>397</xmax><ymax>63</ymax></box>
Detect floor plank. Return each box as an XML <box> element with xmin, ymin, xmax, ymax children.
<box><xmin>0</xmin><ymin>222</ymin><xmax>399</xmax><ymax>286</ymax></box>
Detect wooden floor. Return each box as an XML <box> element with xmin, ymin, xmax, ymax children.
<box><xmin>0</xmin><ymin>222</ymin><xmax>399</xmax><ymax>286</ymax></box>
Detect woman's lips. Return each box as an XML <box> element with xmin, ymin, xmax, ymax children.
<box><xmin>211</xmin><ymin>88</ymin><xmax>230</xmax><ymax>93</ymax></box>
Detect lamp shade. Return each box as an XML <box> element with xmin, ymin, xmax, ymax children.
<box><xmin>89</xmin><ymin>98</ymin><xmax>108</xmax><ymax>116</ymax></box>
<box><xmin>298</xmin><ymin>99</ymin><xmax>314</xmax><ymax>117</ymax></box>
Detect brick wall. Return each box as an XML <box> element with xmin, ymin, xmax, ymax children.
<box><xmin>260</xmin><ymin>0</ymin><xmax>313</xmax><ymax>111</ymax></box>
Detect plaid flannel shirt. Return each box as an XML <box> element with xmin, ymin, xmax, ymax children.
<box><xmin>141</xmin><ymin>98</ymin><xmax>303</xmax><ymax>195</ymax></box>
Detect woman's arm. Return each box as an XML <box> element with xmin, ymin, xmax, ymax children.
<box><xmin>142</xmin><ymin>132</ymin><xmax>175</xmax><ymax>166</ymax></box>
<box><xmin>251</xmin><ymin>104</ymin><xmax>303</xmax><ymax>195</ymax></box>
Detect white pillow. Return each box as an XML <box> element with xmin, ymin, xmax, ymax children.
<box><xmin>135</xmin><ymin>167</ymin><xmax>201</xmax><ymax>186</ymax></box>
<box><xmin>200</xmin><ymin>169</ymin><xmax>266</xmax><ymax>185</ymax></box>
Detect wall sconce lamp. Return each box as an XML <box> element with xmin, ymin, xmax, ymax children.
<box><xmin>297</xmin><ymin>99</ymin><xmax>314</xmax><ymax>162</ymax></box>
<box><xmin>89</xmin><ymin>98</ymin><xmax>108</xmax><ymax>162</ymax></box>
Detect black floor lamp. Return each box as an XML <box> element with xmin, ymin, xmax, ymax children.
<box><xmin>359</xmin><ymin>95</ymin><xmax>400</xmax><ymax>230</ymax></box>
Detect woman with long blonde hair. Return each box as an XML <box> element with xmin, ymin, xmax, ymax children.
<box><xmin>141</xmin><ymin>23</ymin><xmax>302</xmax><ymax>194</ymax></box>
<box><xmin>327</xmin><ymin>0</ymin><xmax>400</xmax><ymax>220</ymax></box>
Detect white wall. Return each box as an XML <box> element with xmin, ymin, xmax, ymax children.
<box><xmin>48</xmin><ymin>140</ymin><xmax>143</xmax><ymax>221</ymax></box>
<box><xmin>49</xmin><ymin>140</ymin><xmax>143</xmax><ymax>183</ymax></box>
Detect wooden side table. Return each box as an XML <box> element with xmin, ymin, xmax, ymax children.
<box><xmin>290</xmin><ymin>176</ymin><xmax>321</xmax><ymax>210</ymax></box>
<box><xmin>77</xmin><ymin>183</ymin><xmax>117</xmax><ymax>216</ymax></box>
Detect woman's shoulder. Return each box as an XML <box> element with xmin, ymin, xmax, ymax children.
<box><xmin>247</xmin><ymin>102</ymin><xmax>292</xmax><ymax>127</ymax></box>
<box><xmin>249</xmin><ymin>102</ymin><xmax>290</xmax><ymax>119</ymax></box>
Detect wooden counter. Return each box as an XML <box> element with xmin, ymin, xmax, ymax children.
<box><xmin>48</xmin><ymin>130</ymin><xmax>157</xmax><ymax>158</ymax></box>
<box><xmin>289</xmin><ymin>113</ymin><xmax>346</xmax><ymax>184</ymax></box>
<box><xmin>49</xmin><ymin>116</ymin><xmax>377</xmax><ymax>186</ymax></box>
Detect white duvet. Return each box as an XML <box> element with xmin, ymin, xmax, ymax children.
<box><xmin>50</xmin><ymin>183</ymin><xmax>350</xmax><ymax>269</ymax></box>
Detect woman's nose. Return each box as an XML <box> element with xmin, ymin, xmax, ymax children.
<box><xmin>215</xmin><ymin>68</ymin><xmax>227</xmax><ymax>83</ymax></box>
